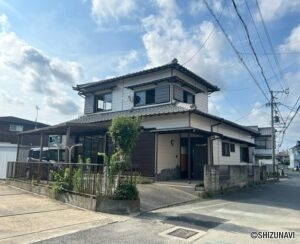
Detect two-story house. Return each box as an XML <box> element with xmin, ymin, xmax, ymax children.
<box><xmin>289</xmin><ymin>141</ymin><xmax>300</xmax><ymax>170</ymax></box>
<box><xmin>0</xmin><ymin>116</ymin><xmax>48</xmax><ymax>178</ymax></box>
<box><xmin>18</xmin><ymin>60</ymin><xmax>258</xmax><ymax>181</ymax></box>
<box><xmin>0</xmin><ymin>116</ymin><xmax>48</xmax><ymax>145</ymax></box>
<box><xmin>248</xmin><ymin>126</ymin><xmax>273</xmax><ymax>164</ymax></box>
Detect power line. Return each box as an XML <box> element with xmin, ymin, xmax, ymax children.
<box><xmin>203</xmin><ymin>0</ymin><xmax>270</xmax><ymax>102</ymax></box>
<box><xmin>182</xmin><ymin>26</ymin><xmax>215</xmax><ymax>65</ymax></box>
<box><xmin>255</xmin><ymin>0</ymin><xmax>288</xmax><ymax>90</ymax></box>
<box><xmin>183</xmin><ymin>1</ymin><xmax>226</xmax><ymax>66</ymax></box>
<box><xmin>278</xmin><ymin>104</ymin><xmax>300</xmax><ymax>147</ymax></box>
<box><xmin>235</xmin><ymin>103</ymin><xmax>266</xmax><ymax>122</ymax></box>
<box><xmin>244</xmin><ymin>0</ymin><xmax>284</xmax><ymax>91</ymax></box>
<box><xmin>231</xmin><ymin>0</ymin><xmax>271</xmax><ymax>93</ymax></box>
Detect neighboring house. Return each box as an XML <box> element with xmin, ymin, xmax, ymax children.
<box><xmin>0</xmin><ymin>116</ymin><xmax>48</xmax><ymax>178</ymax></box>
<box><xmin>249</xmin><ymin>126</ymin><xmax>273</xmax><ymax>165</ymax></box>
<box><xmin>289</xmin><ymin>141</ymin><xmax>300</xmax><ymax>169</ymax></box>
<box><xmin>276</xmin><ymin>150</ymin><xmax>289</xmax><ymax>164</ymax></box>
<box><xmin>19</xmin><ymin>60</ymin><xmax>258</xmax><ymax>181</ymax></box>
<box><xmin>0</xmin><ymin>116</ymin><xmax>48</xmax><ymax>146</ymax></box>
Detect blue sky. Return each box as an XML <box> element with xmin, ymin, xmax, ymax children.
<box><xmin>0</xmin><ymin>0</ymin><xmax>300</xmax><ymax>150</ymax></box>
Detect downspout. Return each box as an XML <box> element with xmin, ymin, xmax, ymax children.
<box><xmin>188</xmin><ymin>111</ymin><xmax>192</xmax><ymax>183</ymax></box>
<box><xmin>16</xmin><ymin>135</ymin><xmax>20</xmax><ymax>162</ymax></box>
<box><xmin>155</xmin><ymin>132</ymin><xmax>158</xmax><ymax>179</ymax></box>
<box><xmin>210</xmin><ymin>121</ymin><xmax>223</xmax><ymax>165</ymax></box>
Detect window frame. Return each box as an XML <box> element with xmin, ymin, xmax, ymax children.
<box><xmin>173</xmin><ymin>85</ymin><xmax>195</xmax><ymax>104</ymax></box>
<box><xmin>134</xmin><ymin>88</ymin><xmax>156</xmax><ymax>107</ymax></box>
<box><xmin>222</xmin><ymin>142</ymin><xmax>230</xmax><ymax>157</ymax></box>
<box><xmin>9</xmin><ymin>124</ymin><xmax>24</xmax><ymax>132</ymax></box>
<box><xmin>230</xmin><ymin>143</ymin><xmax>235</xmax><ymax>152</ymax></box>
<box><xmin>240</xmin><ymin>146</ymin><xmax>249</xmax><ymax>163</ymax></box>
<box><xmin>94</xmin><ymin>93</ymin><xmax>112</xmax><ymax>112</ymax></box>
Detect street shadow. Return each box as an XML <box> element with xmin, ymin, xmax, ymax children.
<box><xmin>138</xmin><ymin>211</ymin><xmax>260</xmax><ymax>235</ymax></box>
<box><xmin>215</xmin><ymin>172</ymin><xmax>300</xmax><ymax>211</ymax></box>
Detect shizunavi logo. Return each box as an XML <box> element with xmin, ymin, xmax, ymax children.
<box><xmin>251</xmin><ymin>231</ymin><xmax>295</xmax><ymax>239</ymax></box>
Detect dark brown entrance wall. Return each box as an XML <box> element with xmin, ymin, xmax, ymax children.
<box><xmin>132</xmin><ymin>132</ymin><xmax>155</xmax><ymax>177</ymax></box>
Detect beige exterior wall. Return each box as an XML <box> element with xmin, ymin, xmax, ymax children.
<box><xmin>141</xmin><ymin>113</ymin><xmax>189</xmax><ymax>130</ymax></box>
<box><xmin>157</xmin><ymin>134</ymin><xmax>180</xmax><ymax>173</ymax></box>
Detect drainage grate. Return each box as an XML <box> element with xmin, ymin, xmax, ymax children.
<box><xmin>168</xmin><ymin>228</ymin><xmax>198</xmax><ymax>239</ymax></box>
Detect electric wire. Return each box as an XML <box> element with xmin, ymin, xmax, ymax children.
<box><xmin>231</xmin><ymin>0</ymin><xmax>271</xmax><ymax>94</ymax></box>
<box><xmin>203</xmin><ymin>0</ymin><xmax>270</xmax><ymax>102</ymax></box>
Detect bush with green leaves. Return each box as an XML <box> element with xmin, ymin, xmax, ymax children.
<box><xmin>72</xmin><ymin>167</ymin><xmax>83</xmax><ymax>192</ymax></box>
<box><xmin>52</xmin><ymin>168</ymin><xmax>71</xmax><ymax>193</ymax></box>
<box><xmin>108</xmin><ymin>116</ymin><xmax>142</xmax><ymax>166</ymax></box>
<box><xmin>113</xmin><ymin>182</ymin><xmax>139</xmax><ymax>200</ymax></box>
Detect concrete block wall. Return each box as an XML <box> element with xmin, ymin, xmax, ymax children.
<box><xmin>204</xmin><ymin>165</ymin><xmax>265</xmax><ymax>192</ymax></box>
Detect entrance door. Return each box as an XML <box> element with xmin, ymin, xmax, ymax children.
<box><xmin>192</xmin><ymin>142</ymin><xmax>208</xmax><ymax>180</ymax></box>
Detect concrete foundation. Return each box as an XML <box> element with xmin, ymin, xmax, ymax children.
<box><xmin>6</xmin><ymin>179</ymin><xmax>140</xmax><ymax>213</ymax></box>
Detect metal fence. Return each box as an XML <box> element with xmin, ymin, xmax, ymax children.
<box><xmin>6</xmin><ymin>161</ymin><xmax>138</xmax><ymax>197</ymax></box>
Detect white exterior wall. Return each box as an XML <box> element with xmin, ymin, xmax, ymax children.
<box><xmin>110</xmin><ymin>69</ymin><xmax>172</xmax><ymax>112</ymax></box>
<box><xmin>190</xmin><ymin>114</ymin><xmax>254</xmax><ymax>143</ymax></box>
<box><xmin>0</xmin><ymin>143</ymin><xmax>17</xmax><ymax>179</ymax></box>
<box><xmin>190</xmin><ymin>114</ymin><xmax>255</xmax><ymax>165</ymax></box>
<box><xmin>157</xmin><ymin>134</ymin><xmax>180</xmax><ymax>173</ymax></box>
<box><xmin>212</xmin><ymin>140</ymin><xmax>244</xmax><ymax>165</ymax></box>
<box><xmin>141</xmin><ymin>113</ymin><xmax>189</xmax><ymax>130</ymax></box>
<box><xmin>289</xmin><ymin>149</ymin><xmax>300</xmax><ymax>169</ymax></box>
<box><xmin>195</xmin><ymin>92</ymin><xmax>208</xmax><ymax>113</ymax></box>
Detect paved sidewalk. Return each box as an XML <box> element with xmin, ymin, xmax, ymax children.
<box><xmin>0</xmin><ymin>183</ymin><xmax>128</xmax><ymax>244</ymax></box>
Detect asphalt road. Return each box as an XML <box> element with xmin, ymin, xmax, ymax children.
<box><xmin>38</xmin><ymin>172</ymin><xmax>300</xmax><ymax>243</ymax></box>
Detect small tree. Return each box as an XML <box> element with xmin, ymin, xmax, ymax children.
<box><xmin>108</xmin><ymin>116</ymin><xmax>142</xmax><ymax>167</ymax></box>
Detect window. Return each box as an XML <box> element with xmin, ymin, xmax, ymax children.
<box><xmin>230</xmin><ymin>144</ymin><xmax>235</xmax><ymax>152</ymax></box>
<box><xmin>95</xmin><ymin>93</ymin><xmax>112</xmax><ymax>112</ymax></box>
<box><xmin>222</xmin><ymin>142</ymin><xmax>230</xmax><ymax>156</ymax></box>
<box><xmin>240</xmin><ymin>146</ymin><xmax>249</xmax><ymax>162</ymax></box>
<box><xmin>9</xmin><ymin>124</ymin><xmax>23</xmax><ymax>132</ymax></box>
<box><xmin>184</xmin><ymin>91</ymin><xmax>195</xmax><ymax>104</ymax></box>
<box><xmin>134</xmin><ymin>89</ymin><xmax>155</xmax><ymax>106</ymax></box>
<box><xmin>173</xmin><ymin>86</ymin><xmax>195</xmax><ymax>104</ymax></box>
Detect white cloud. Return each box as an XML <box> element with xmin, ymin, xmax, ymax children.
<box><xmin>0</xmin><ymin>89</ymin><xmax>24</xmax><ymax>105</ymax></box>
<box><xmin>91</xmin><ymin>0</ymin><xmax>136</xmax><ymax>25</ymax></box>
<box><xmin>141</xmin><ymin>1</ymin><xmax>229</xmax><ymax>87</ymax></box>
<box><xmin>117</xmin><ymin>49</ymin><xmax>138</xmax><ymax>73</ymax></box>
<box><xmin>238</xmin><ymin>102</ymin><xmax>270</xmax><ymax>127</ymax></box>
<box><xmin>189</xmin><ymin>0</ymin><xmax>224</xmax><ymax>16</ymax></box>
<box><xmin>256</xmin><ymin>0</ymin><xmax>300</xmax><ymax>22</ymax></box>
<box><xmin>279</xmin><ymin>24</ymin><xmax>300</xmax><ymax>53</ymax></box>
<box><xmin>44</xmin><ymin>92</ymin><xmax>80</xmax><ymax>115</ymax></box>
<box><xmin>0</xmin><ymin>14</ymin><xmax>9</xmax><ymax>32</ymax></box>
<box><xmin>0</xmin><ymin>15</ymin><xmax>83</xmax><ymax>116</ymax></box>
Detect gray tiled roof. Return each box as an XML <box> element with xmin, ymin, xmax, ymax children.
<box><xmin>73</xmin><ymin>62</ymin><xmax>220</xmax><ymax>93</ymax></box>
<box><xmin>69</xmin><ymin>102</ymin><xmax>194</xmax><ymax>124</ymax></box>
<box><xmin>69</xmin><ymin>103</ymin><xmax>258</xmax><ymax>135</ymax></box>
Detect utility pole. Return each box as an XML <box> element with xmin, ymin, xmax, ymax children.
<box><xmin>270</xmin><ymin>91</ymin><xmax>276</xmax><ymax>173</ymax></box>
<box><xmin>35</xmin><ymin>105</ymin><xmax>40</xmax><ymax>129</ymax></box>
<box><xmin>269</xmin><ymin>89</ymin><xmax>288</xmax><ymax>173</ymax></box>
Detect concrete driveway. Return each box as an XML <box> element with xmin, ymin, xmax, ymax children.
<box><xmin>137</xmin><ymin>182</ymin><xmax>199</xmax><ymax>212</ymax></box>
<box><xmin>0</xmin><ymin>182</ymin><xmax>127</xmax><ymax>244</ymax></box>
